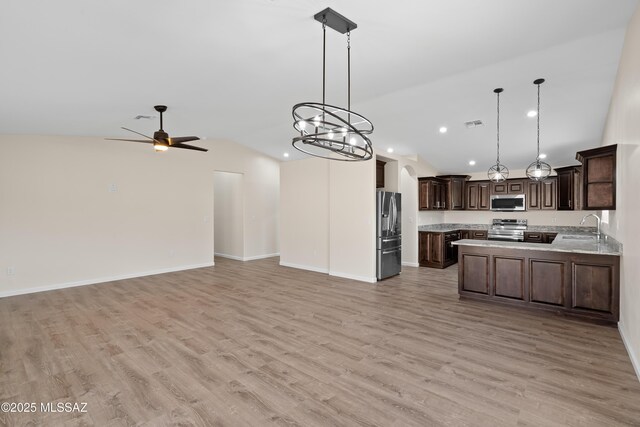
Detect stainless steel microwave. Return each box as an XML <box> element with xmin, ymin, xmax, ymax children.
<box><xmin>490</xmin><ymin>194</ymin><xmax>526</xmax><ymax>211</ymax></box>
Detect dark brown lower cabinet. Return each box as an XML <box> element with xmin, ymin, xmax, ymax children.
<box><xmin>419</xmin><ymin>231</ymin><xmax>459</xmax><ymax>269</ymax></box>
<box><xmin>457</xmin><ymin>245</ymin><xmax>619</xmax><ymax>323</ymax></box>
<box><xmin>494</xmin><ymin>256</ymin><xmax>525</xmax><ymax>299</ymax></box>
<box><xmin>524</xmin><ymin>232</ymin><xmax>558</xmax><ymax>243</ymax></box>
<box><xmin>460</xmin><ymin>230</ymin><xmax>488</xmax><ymax>240</ymax></box>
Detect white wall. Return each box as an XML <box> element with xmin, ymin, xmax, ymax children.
<box><xmin>329</xmin><ymin>160</ymin><xmax>377</xmax><ymax>282</ymax></box>
<box><xmin>214</xmin><ymin>171</ymin><xmax>244</xmax><ymax>259</ymax></box>
<box><xmin>599</xmin><ymin>3</ymin><xmax>640</xmax><ymax>380</ymax></box>
<box><xmin>0</xmin><ymin>135</ymin><xmax>280</xmax><ymax>297</ymax></box>
<box><xmin>279</xmin><ymin>155</ymin><xmax>377</xmax><ymax>282</ymax></box>
<box><xmin>279</xmin><ymin>158</ymin><xmax>329</xmax><ymax>273</ymax></box>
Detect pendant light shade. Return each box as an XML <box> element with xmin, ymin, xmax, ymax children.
<box><xmin>488</xmin><ymin>88</ymin><xmax>509</xmax><ymax>182</ymax></box>
<box><xmin>526</xmin><ymin>78</ymin><xmax>552</xmax><ymax>181</ymax></box>
<box><xmin>291</xmin><ymin>8</ymin><xmax>373</xmax><ymax>161</ymax></box>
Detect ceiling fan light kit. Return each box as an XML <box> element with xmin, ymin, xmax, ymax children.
<box><xmin>526</xmin><ymin>78</ymin><xmax>552</xmax><ymax>181</ymax></box>
<box><xmin>291</xmin><ymin>7</ymin><xmax>374</xmax><ymax>161</ymax></box>
<box><xmin>487</xmin><ymin>88</ymin><xmax>509</xmax><ymax>183</ymax></box>
<box><xmin>106</xmin><ymin>105</ymin><xmax>208</xmax><ymax>152</ymax></box>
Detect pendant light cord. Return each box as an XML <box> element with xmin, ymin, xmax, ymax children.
<box><xmin>536</xmin><ymin>82</ymin><xmax>541</xmax><ymax>161</ymax></box>
<box><xmin>496</xmin><ymin>91</ymin><xmax>500</xmax><ymax>165</ymax></box>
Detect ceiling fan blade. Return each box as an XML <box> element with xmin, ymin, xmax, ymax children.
<box><xmin>121</xmin><ymin>127</ymin><xmax>159</xmax><ymax>142</ymax></box>
<box><xmin>169</xmin><ymin>136</ymin><xmax>200</xmax><ymax>144</ymax></box>
<box><xmin>105</xmin><ymin>138</ymin><xmax>154</xmax><ymax>144</ymax></box>
<box><xmin>172</xmin><ymin>143</ymin><xmax>208</xmax><ymax>152</ymax></box>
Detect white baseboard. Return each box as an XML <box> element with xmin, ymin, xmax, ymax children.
<box><xmin>243</xmin><ymin>253</ymin><xmax>280</xmax><ymax>261</ymax></box>
<box><xmin>329</xmin><ymin>271</ymin><xmax>378</xmax><ymax>284</ymax></box>
<box><xmin>215</xmin><ymin>253</ymin><xmax>280</xmax><ymax>261</ymax></box>
<box><xmin>279</xmin><ymin>262</ymin><xmax>377</xmax><ymax>284</ymax></box>
<box><xmin>619</xmin><ymin>322</ymin><xmax>640</xmax><ymax>383</ymax></box>
<box><xmin>279</xmin><ymin>261</ymin><xmax>329</xmax><ymax>274</ymax></box>
<box><xmin>214</xmin><ymin>253</ymin><xmax>244</xmax><ymax>261</ymax></box>
<box><xmin>402</xmin><ymin>262</ymin><xmax>419</xmax><ymax>267</ymax></box>
<box><xmin>0</xmin><ymin>262</ymin><xmax>216</xmax><ymax>299</ymax></box>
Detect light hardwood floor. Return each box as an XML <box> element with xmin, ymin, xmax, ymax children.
<box><xmin>1</xmin><ymin>257</ymin><xmax>639</xmax><ymax>426</ymax></box>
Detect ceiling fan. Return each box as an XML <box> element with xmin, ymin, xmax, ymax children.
<box><xmin>107</xmin><ymin>105</ymin><xmax>207</xmax><ymax>152</ymax></box>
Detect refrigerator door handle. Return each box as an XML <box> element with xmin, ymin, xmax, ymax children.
<box><xmin>382</xmin><ymin>248</ymin><xmax>401</xmax><ymax>255</ymax></box>
<box><xmin>382</xmin><ymin>237</ymin><xmax>401</xmax><ymax>243</ymax></box>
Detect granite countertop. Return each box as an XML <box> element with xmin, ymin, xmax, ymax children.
<box><xmin>418</xmin><ymin>223</ymin><xmax>489</xmax><ymax>232</ymax></box>
<box><xmin>452</xmin><ymin>234</ymin><xmax>622</xmax><ymax>256</ymax></box>
<box><xmin>417</xmin><ymin>223</ymin><xmax>597</xmax><ymax>234</ymax></box>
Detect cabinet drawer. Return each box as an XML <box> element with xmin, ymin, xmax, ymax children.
<box><xmin>471</xmin><ymin>231</ymin><xmax>488</xmax><ymax>239</ymax></box>
<box><xmin>524</xmin><ymin>232</ymin><xmax>543</xmax><ymax>243</ymax></box>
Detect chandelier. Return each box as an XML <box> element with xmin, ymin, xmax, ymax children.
<box><xmin>292</xmin><ymin>8</ymin><xmax>373</xmax><ymax>161</ymax></box>
<box><xmin>488</xmin><ymin>88</ymin><xmax>509</xmax><ymax>182</ymax></box>
<box><xmin>526</xmin><ymin>78</ymin><xmax>551</xmax><ymax>181</ymax></box>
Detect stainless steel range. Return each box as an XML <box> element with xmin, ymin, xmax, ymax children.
<box><xmin>488</xmin><ymin>219</ymin><xmax>527</xmax><ymax>241</ymax></box>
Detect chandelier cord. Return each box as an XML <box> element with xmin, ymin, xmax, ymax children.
<box><xmin>347</xmin><ymin>30</ymin><xmax>351</xmax><ymax>112</ymax></box>
<box><xmin>322</xmin><ymin>18</ymin><xmax>326</xmax><ymax>107</ymax></box>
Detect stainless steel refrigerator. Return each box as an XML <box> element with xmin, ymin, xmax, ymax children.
<box><xmin>376</xmin><ymin>191</ymin><xmax>401</xmax><ymax>280</ymax></box>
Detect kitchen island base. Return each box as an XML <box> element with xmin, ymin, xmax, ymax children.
<box><xmin>457</xmin><ymin>244</ymin><xmax>619</xmax><ymax>324</ymax></box>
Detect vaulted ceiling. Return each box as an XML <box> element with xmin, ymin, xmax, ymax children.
<box><xmin>1</xmin><ymin>0</ymin><xmax>637</xmax><ymax>172</ymax></box>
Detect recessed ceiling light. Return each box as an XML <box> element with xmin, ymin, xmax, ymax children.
<box><xmin>539</xmin><ymin>153</ymin><xmax>547</xmax><ymax>159</ymax></box>
<box><xmin>527</xmin><ymin>110</ymin><xmax>537</xmax><ymax>118</ymax></box>
<box><xmin>439</xmin><ymin>127</ymin><xmax>448</xmax><ymax>134</ymax></box>
<box><xmin>468</xmin><ymin>160</ymin><xmax>476</xmax><ymax>166</ymax></box>
<box><xmin>387</xmin><ymin>148</ymin><xmax>394</xmax><ymax>153</ymax></box>
<box><xmin>283</xmin><ymin>152</ymin><xmax>289</xmax><ymax>158</ymax></box>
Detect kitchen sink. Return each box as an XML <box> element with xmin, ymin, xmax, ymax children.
<box><xmin>562</xmin><ymin>235</ymin><xmax>596</xmax><ymax>240</ymax></box>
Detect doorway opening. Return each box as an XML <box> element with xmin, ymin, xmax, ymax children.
<box><xmin>213</xmin><ymin>171</ymin><xmax>244</xmax><ymax>261</ymax></box>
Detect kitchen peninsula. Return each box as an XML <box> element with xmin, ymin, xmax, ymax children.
<box><xmin>453</xmin><ymin>233</ymin><xmax>622</xmax><ymax>323</ymax></box>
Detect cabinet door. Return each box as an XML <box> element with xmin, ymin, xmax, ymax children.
<box><xmin>430</xmin><ymin>181</ymin><xmax>441</xmax><ymax>209</ymax></box>
<box><xmin>449</xmin><ymin>178</ymin><xmax>465</xmax><ymax>210</ymax></box>
<box><xmin>527</xmin><ymin>181</ymin><xmax>541</xmax><ymax>210</ymax></box>
<box><xmin>577</xmin><ymin>145</ymin><xmax>616</xmax><ymax>210</ymax></box>
<box><xmin>556</xmin><ymin>170</ymin><xmax>573</xmax><ymax>210</ymax></box>
<box><xmin>492</xmin><ymin>182</ymin><xmax>508</xmax><ymax>194</ymax></box>
<box><xmin>429</xmin><ymin>233</ymin><xmax>444</xmax><ymax>264</ymax></box>
<box><xmin>376</xmin><ymin>160</ymin><xmax>386</xmax><ymax>189</ymax></box>
<box><xmin>508</xmin><ymin>180</ymin><xmax>525</xmax><ymax>194</ymax></box>
<box><xmin>418</xmin><ymin>180</ymin><xmax>430</xmax><ymax>210</ymax></box>
<box><xmin>541</xmin><ymin>178</ymin><xmax>557</xmax><ymax>210</ymax></box>
<box><xmin>466</xmin><ymin>183</ymin><xmax>478</xmax><ymax>210</ymax></box>
<box><xmin>478</xmin><ymin>182</ymin><xmax>491</xmax><ymax>210</ymax></box>
<box><xmin>419</xmin><ymin>232</ymin><xmax>428</xmax><ymax>265</ymax></box>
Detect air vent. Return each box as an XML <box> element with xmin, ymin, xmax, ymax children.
<box><xmin>465</xmin><ymin>120</ymin><xmax>484</xmax><ymax>128</ymax></box>
<box><xmin>134</xmin><ymin>115</ymin><xmax>156</xmax><ymax>120</ymax></box>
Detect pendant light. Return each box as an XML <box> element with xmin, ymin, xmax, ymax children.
<box><xmin>526</xmin><ymin>78</ymin><xmax>551</xmax><ymax>181</ymax></box>
<box><xmin>488</xmin><ymin>88</ymin><xmax>509</xmax><ymax>182</ymax></box>
<box><xmin>291</xmin><ymin>8</ymin><xmax>373</xmax><ymax>161</ymax></box>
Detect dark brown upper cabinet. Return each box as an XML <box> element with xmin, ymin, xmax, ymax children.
<box><xmin>465</xmin><ymin>180</ymin><xmax>490</xmax><ymax>210</ymax></box>
<box><xmin>418</xmin><ymin>177</ymin><xmax>447</xmax><ymax>210</ymax></box>
<box><xmin>376</xmin><ymin>160</ymin><xmax>386</xmax><ymax>189</ymax></box>
<box><xmin>491</xmin><ymin>179</ymin><xmax>525</xmax><ymax>195</ymax></box>
<box><xmin>555</xmin><ymin>166</ymin><xmax>582</xmax><ymax>210</ymax></box>
<box><xmin>527</xmin><ymin>178</ymin><xmax>557</xmax><ymax>210</ymax></box>
<box><xmin>576</xmin><ymin>144</ymin><xmax>617</xmax><ymax>210</ymax></box>
<box><xmin>437</xmin><ymin>175</ymin><xmax>470</xmax><ymax>210</ymax></box>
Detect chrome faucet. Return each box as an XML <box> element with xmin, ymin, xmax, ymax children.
<box><xmin>580</xmin><ymin>213</ymin><xmax>602</xmax><ymax>240</ymax></box>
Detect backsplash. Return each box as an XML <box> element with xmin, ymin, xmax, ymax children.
<box><xmin>439</xmin><ymin>210</ymin><xmax>592</xmax><ymax>227</ymax></box>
